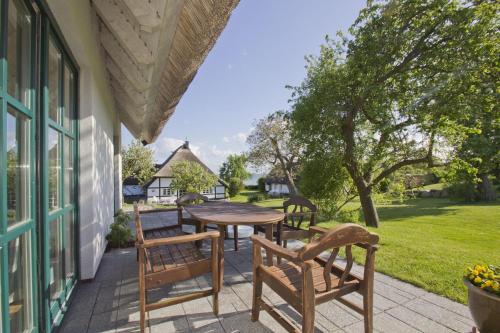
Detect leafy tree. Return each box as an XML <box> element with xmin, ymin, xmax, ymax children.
<box><xmin>170</xmin><ymin>160</ymin><xmax>218</xmax><ymax>194</ymax></box>
<box><xmin>121</xmin><ymin>139</ymin><xmax>156</xmax><ymax>186</ymax></box>
<box><xmin>247</xmin><ymin>111</ymin><xmax>302</xmax><ymax>195</ymax></box>
<box><xmin>290</xmin><ymin>0</ymin><xmax>498</xmax><ymax>227</ymax></box>
<box><xmin>257</xmin><ymin>177</ymin><xmax>266</xmax><ymax>192</ymax></box>
<box><xmin>219</xmin><ymin>154</ymin><xmax>250</xmax><ymax>182</ymax></box>
<box><xmin>228</xmin><ymin>177</ymin><xmax>243</xmax><ymax>197</ymax></box>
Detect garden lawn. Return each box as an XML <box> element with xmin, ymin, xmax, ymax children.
<box><xmin>318</xmin><ymin>198</ymin><xmax>500</xmax><ymax>304</ymax></box>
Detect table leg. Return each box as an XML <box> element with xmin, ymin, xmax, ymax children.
<box><xmin>217</xmin><ymin>225</ymin><xmax>225</xmax><ymax>290</ymax></box>
<box><xmin>276</xmin><ymin>220</ymin><xmax>282</xmax><ymax>264</ymax></box>
<box><xmin>265</xmin><ymin>224</ymin><xmax>274</xmax><ymax>266</ymax></box>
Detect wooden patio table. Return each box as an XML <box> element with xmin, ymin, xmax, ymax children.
<box><xmin>185</xmin><ymin>201</ymin><xmax>284</xmax><ymax>289</ymax></box>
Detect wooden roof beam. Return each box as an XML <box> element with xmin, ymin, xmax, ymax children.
<box><xmin>94</xmin><ymin>0</ymin><xmax>155</xmax><ymax>65</ymax></box>
<box><xmin>121</xmin><ymin>0</ymin><xmax>162</xmax><ymax>33</ymax></box>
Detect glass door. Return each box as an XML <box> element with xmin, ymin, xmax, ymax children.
<box><xmin>1</xmin><ymin>1</ymin><xmax>78</xmax><ymax>331</ymax></box>
<box><xmin>41</xmin><ymin>24</ymin><xmax>78</xmax><ymax>329</ymax></box>
<box><xmin>0</xmin><ymin>0</ymin><xmax>38</xmax><ymax>332</ymax></box>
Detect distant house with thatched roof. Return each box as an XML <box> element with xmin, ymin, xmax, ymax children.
<box><xmin>145</xmin><ymin>141</ymin><xmax>227</xmax><ymax>203</ymax></box>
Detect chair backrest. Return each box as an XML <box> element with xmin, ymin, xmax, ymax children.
<box><xmin>283</xmin><ymin>196</ymin><xmax>317</xmax><ymax>229</ymax></box>
<box><xmin>133</xmin><ymin>203</ymin><xmax>144</xmax><ymax>245</ymax></box>
<box><xmin>176</xmin><ymin>193</ymin><xmax>209</xmax><ymax>224</ymax></box>
<box><xmin>299</xmin><ymin>223</ymin><xmax>379</xmax><ymax>291</ymax></box>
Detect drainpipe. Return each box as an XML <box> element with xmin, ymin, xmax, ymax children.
<box><xmin>113</xmin><ymin>113</ymin><xmax>122</xmax><ymax>212</ymax></box>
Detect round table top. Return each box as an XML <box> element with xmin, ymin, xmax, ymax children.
<box><xmin>184</xmin><ymin>201</ymin><xmax>284</xmax><ymax>226</ymax></box>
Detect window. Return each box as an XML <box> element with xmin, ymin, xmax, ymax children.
<box><xmin>202</xmin><ymin>188</ymin><xmax>212</xmax><ymax>195</ymax></box>
<box><xmin>162</xmin><ymin>188</ymin><xmax>173</xmax><ymax>196</ymax></box>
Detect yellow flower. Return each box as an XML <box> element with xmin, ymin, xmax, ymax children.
<box><xmin>472</xmin><ymin>270</ymin><xmax>479</xmax><ymax>275</ymax></box>
<box><xmin>469</xmin><ymin>274</ymin><xmax>475</xmax><ymax>280</ymax></box>
<box><xmin>493</xmin><ymin>284</ymin><xmax>499</xmax><ymax>291</ymax></box>
<box><xmin>474</xmin><ymin>277</ymin><xmax>482</xmax><ymax>284</ymax></box>
<box><xmin>485</xmin><ymin>280</ymin><xmax>493</xmax><ymax>287</ymax></box>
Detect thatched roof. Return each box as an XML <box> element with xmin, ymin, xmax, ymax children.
<box><xmin>154</xmin><ymin>141</ymin><xmax>214</xmax><ymax>178</ymax></box>
<box><xmin>92</xmin><ymin>0</ymin><xmax>239</xmax><ymax>143</ymax></box>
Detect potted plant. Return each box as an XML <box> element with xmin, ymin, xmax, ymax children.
<box><xmin>464</xmin><ymin>264</ymin><xmax>500</xmax><ymax>333</ymax></box>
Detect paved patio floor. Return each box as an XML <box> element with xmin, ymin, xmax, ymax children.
<box><xmin>59</xmin><ymin>211</ymin><xmax>474</xmax><ymax>333</ymax></box>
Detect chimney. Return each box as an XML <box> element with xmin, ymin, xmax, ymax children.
<box><xmin>183</xmin><ymin>141</ymin><xmax>189</xmax><ymax>149</ymax></box>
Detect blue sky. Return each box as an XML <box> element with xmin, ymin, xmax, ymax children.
<box><xmin>122</xmin><ymin>0</ymin><xmax>366</xmax><ymax>172</ymax></box>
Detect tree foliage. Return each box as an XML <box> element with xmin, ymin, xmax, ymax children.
<box><xmin>247</xmin><ymin>111</ymin><xmax>302</xmax><ymax>195</ymax></box>
<box><xmin>228</xmin><ymin>177</ymin><xmax>244</xmax><ymax>197</ymax></box>
<box><xmin>219</xmin><ymin>154</ymin><xmax>250</xmax><ymax>182</ymax></box>
<box><xmin>170</xmin><ymin>161</ymin><xmax>218</xmax><ymax>194</ymax></box>
<box><xmin>290</xmin><ymin>0</ymin><xmax>499</xmax><ymax>227</ymax></box>
<box><xmin>121</xmin><ymin>140</ymin><xmax>156</xmax><ymax>185</ymax></box>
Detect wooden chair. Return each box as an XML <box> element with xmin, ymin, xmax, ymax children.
<box><xmin>253</xmin><ymin>196</ymin><xmax>317</xmax><ymax>250</ymax></box>
<box><xmin>177</xmin><ymin>192</ymin><xmax>240</xmax><ymax>251</ymax></box>
<box><xmin>134</xmin><ymin>204</ymin><xmax>220</xmax><ymax>333</ymax></box>
<box><xmin>250</xmin><ymin>223</ymin><xmax>379</xmax><ymax>333</ymax></box>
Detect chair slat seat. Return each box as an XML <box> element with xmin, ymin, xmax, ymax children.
<box><xmin>261</xmin><ymin>260</ymin><xmax>360</xmax><ymax>294</ymax></box>
<box><xmin>143</xmin><ymin>226</ymin><xmax>207</xmax><ymax>273</ymax></box>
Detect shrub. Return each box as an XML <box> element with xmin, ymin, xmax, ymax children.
<box><xmin>257</xmin><ymin>177</ymin><xmax>266</xmax><ymax>192</ymax></box>
<box><xmin>106</xmin><ymin>209</ymin><xmax>132</xmax><ymax>248</ymax></box>
<box><xmin>228</xmin><ymin>177</ymin><xmax>243</xmax><ymax>197</ymax></box>
<box><xmin>247</xmin><ymin>193</ymin><xmax>266</xmax><ymax>203</ymax></box>
<box><xmin>334</xmin><ymin>209</ymin><xmax>361</xmax><ymax>224</ymax></box>
<box><xmin>448</xmin><ymin>181</ymin><xmax>476</xmax><ymax>202</ymax></box>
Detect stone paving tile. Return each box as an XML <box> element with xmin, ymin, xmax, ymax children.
<box><xmin>59</xmin><ymin>211</ymin><xmax>475</xmax><ymax>333</ymax></box>
<box><xmin>387</xmin><ymin>305</ymin><xmax>453</xmax><ymax>333</ymax></box>
<box><xmin>404</xmin><ymin>298</ymin><xmax>473</xmax><ymax>332</ymax></box>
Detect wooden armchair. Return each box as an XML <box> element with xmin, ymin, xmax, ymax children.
<box><xmin>253</xmin><ymin>196</ymin><xmax>317</xmax><ymax>250</ymax></box>
<box><xmin>134</xmin><ymin>204</ymin><xmax>220</xmax><ymax>333</ymax></box>
<box><xmin>250</xmin><ymin>223</ymin><xmax>379</xmax><ymax>333</ymax></box>
<box><xmin>177</xmin><ymin>192</ymin><xmax>240</xmax><ymax>251</ymax></box>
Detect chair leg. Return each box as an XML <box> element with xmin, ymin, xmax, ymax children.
<box><xmin>302</xmin><ymin>263</ymin><xmax>315</xmax><ymax>333</ymax></box>
<box><xmin>138</xmin><ymin>252</ymin><xmax>146</xmax><ymax>333</ymax></box>
<box><xmin>233</xmin><ymin>225</ymin><xmax>238</xmax><ymax>251</ymax></box>
<box><xmin>253</xmin><ymin>225</ymin><xmax>258</xmax><ymax>235</ymax></box>
<box><xmin>251</xmin><ymin>269</ymin><xmax>263</xmax><ymax>322</ymax></box>
<box><xmin>363</xmin><ymin>288</ymin><xmax>374</xmax><ymax>333</ymax></box>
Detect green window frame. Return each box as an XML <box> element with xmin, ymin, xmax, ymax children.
<box><xmin>0</xmin><ymin>0</ymin><xmax>80</xmax><ymax>332</ymax></box>
<box><xmin>0</xmin><ymin>0</ymin><xmax>38</xmax><ymax>332</ymax></box>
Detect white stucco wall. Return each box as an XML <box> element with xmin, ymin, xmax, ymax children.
<box><xmin>47</xmin><ymin>0</ymin><xmax>117</xmax><ymax>280</ymax></box>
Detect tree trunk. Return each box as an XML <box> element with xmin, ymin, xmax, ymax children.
<box><xmin>477</xmin><ymin>173</ymin><xmax>496</xmax><ymax>201</ymax></box>
<box><xmin>355</xmin><ymin>180</ymin><xmax>380</xmax><ymax>228</ymax></box>
<box><xmin>284</xmin><ymin>171</ymin><xmax>298</xmax><ymax>196</ymax></box>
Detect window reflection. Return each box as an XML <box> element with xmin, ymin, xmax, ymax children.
<box><xmin>63</xmin><ymin>65</ymin><xmax>73</xmax><ymax>131</ymax></box>
<box><xmin>64</xmin><ymin>212</ymin><xmax>75</xmax><ymax>280</ymax></box>
<box><xmin>64</xmin><ymin>136</ymin><xmax>73</xmax><ymax>206</ymax></box>
<box><xmin>48</xmin><ymin>129</ymin><xmax>60</xmax><ymax>211</ymax></box>
<box><xmin>8</xmin><ymin>233</ymin><xmax>33</xmax><ymax>333</ymax></box>
<box><xmin>48</xmin><ymin>39</ymin><xmax>61</xmax><ymax>123</ymax></box>
<box><xmin>49</xmin><ymin>218</ymin><xmax>63</xmax><ymax>301</ymax></box>
<box><xmin>6</xmin><ymin>107</ymin><xmax>31</xmax><ymax>227</ymax></box>
<box><xmin>7</xmin><ymin>0</ymin><xmax>32</xmax><ymax>106</ymax></box>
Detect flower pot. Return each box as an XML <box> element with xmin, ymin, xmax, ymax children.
<box><xmin>464</xmin><ymin>279</ymin><xmax>500</xmax><ymax>333</ymax></box>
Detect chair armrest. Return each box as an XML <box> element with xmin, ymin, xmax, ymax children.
<box><xmin>250</xmin><ymin>235</ymin><xmax>300</xmax><ymax>263</ymax></box>
<box><xmin>309</xmin><ymin>226</ymin><xmax>329</xmax><ymax>235</ymax></box>
<box><xmin>139</xmin><ymin>231</ymin><xmax>220</xmax><ymax>248</ymax></box>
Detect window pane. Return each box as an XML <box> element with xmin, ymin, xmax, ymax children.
<box><xmin>48</xmin><ymin>38</ymin><xmax>61</xmax><ymax>123</ymax></box>
<box><xmin>6</xmin><ymin>107</ymin><xmax>31</xmax><ymax>227</ymax></box>
<box><xmin>48</xmin><ymin>129</ymin><xmax>60</xmax><ymax>211</ymax></box>
<box><xmin>8</xmin><ymin>233</ymin><xmax>33</xmax><ymax>333</ymax></box>
<box><xmin>64</xmin><ymin>212</ymin><xmax>75</xmax><ymax>280</ymax></box>
<box><xmin>49</xmin><ymin>218</ymin><xmax>63</xmax><ymax>302</ymax></box>
<box><xmin>64</xmin><ymin>136</ymin><xmax>73</xmax><ymax>205</ymax></box>
<box><xmin>7</xmin><ymin>0</ymin><xmax>32</xmax><ymax>106</ymax></box>
<box><xmin>63</xmin><ymin>64</ymin><xmax>73</xmax><ymax>131</ymax></box>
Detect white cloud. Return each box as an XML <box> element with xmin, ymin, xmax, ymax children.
<box><xmin>236</xmin><ymin>132</ymin><xmax>247</xmax><ymax>143</ymax></box>
<box><xmin>222</xmin><ymin>136</ymin><xmax>230</xmax><ymax>143</ymax></box>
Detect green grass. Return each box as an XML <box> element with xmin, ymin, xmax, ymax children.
<box><xmin>230</xmin><ymin>190</ymin><xmax>285</xmax><ymax>208</ymax></box>
<box><xmin>317</xmin><ymin>198</ymin><xmax>500</xmax><ymax>304</ymax></box>
<box><xmin>421</xmin><ymin>183</ymin><xmax>446</xmax><ymax>190</ymax></box>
